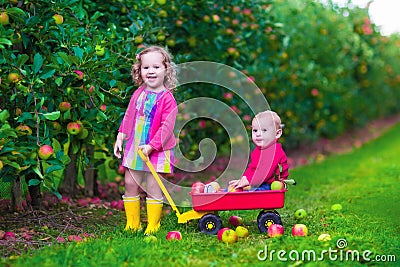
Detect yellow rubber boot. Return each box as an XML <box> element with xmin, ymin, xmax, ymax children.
<box><xmin>144</xmin><ymin>198</ymin><xmax>163</xmax><ymax>235</ymax></box>
<box><xmin>122</xmin><ymin>195</ymin><xmax>141</xmax><ymax>231</ymax></box>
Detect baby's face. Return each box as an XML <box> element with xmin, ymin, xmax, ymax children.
<box><xmin>251</xmin><ymin>116</ymin><xmax>279</xmax><ymax>149</ymax></box>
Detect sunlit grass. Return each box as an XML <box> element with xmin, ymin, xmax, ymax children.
<box><xmin>3</xmin><ymin>124</ymin><xmax>399</xmax><ymax>267</ymax></box>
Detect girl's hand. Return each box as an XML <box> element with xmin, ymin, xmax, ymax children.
<box><xmin>138</xmin><ymin>145</ymin><xmax>154</xmax><ymax>157</ymax></box>
<box><xmin>114</xmin><ymin>132</ymin><xmax>126</xmax><ymax>159</ymax></box>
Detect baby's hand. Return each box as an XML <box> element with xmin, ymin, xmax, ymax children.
<box><xmin>229</xmin><ymin>176</ymin><xmax>249</xmax><ymax>189</ymax></box>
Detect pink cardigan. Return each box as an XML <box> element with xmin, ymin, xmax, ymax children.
<box><xmin>118</xmin><ymin>86</ymin><xmax>178</xmax><ymax>151</ymax></box>
<box><xmin>242</xmin><ymin>141</ymin><xmax>289</xmax><ymax>186</ymax></box>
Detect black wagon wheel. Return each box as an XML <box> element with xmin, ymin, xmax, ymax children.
<box><xmin>257</xmin><ymin>209</ymin><xmax>280</xmax><ymax>222</ymax></box>
<box><xmin>257</xmin><ymin>210</ymin><xmax>282</xmax><ymax>233</ymax></box>
<box><xmin>198</xmin><ymin>213</ymin><xmax>223</xmax><ymax>235</ymax></box>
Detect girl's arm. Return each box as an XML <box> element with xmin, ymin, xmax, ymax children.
<box><xmin>114</xmin><ymin>132</ymin><xmax>127</xmax><ymax>159</ymax></box>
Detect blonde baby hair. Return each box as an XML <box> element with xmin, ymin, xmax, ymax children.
<box><xmin>254</xmin><ymin>110</ymin><xmax>282</xmax><ymax>131</ymax></box>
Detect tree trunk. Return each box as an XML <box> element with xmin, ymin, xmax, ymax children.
<box><xmin>84</xmin><ymin>145</ymin><xmax>98</xmax><ymax>197</ymax></box>
<box><xmin>59</xmin><ymin>144</ymin><xmax>78</xmax><ymax>196</ymax></box>
<box><xmin>25</xmin><ymin>172</ymin><xmax>42</xmax><ymax>208</ymax></box>
<box><xmin>11</xmin><ymin>176</ymin><xmax>23</xmax><ymax>212</ymax></box>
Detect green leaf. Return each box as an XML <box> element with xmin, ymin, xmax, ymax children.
<box><xmin>0</xmin><ymin>110</ymin><xmax>10</xmax><ymax>122</ymax></box>
<box><xmin>55</xmin><ymin>77</ymin><xmax>63</xmax><ymax>86</ymax></box>
<box><xmin>17</xmin><ymin>54</ymin><xmax>29</xmax><ymax>66</ymax></box>
<box><xmin>33</xmin><ymin>53</ymin><xmax>43</xmax><ymax>74</ymax></box>
<box><xmin>57</xmin><ymin>52</ymin><xmax>72</xmax><ymax>65</ymax></box>
<box><xmin>52</xmin><ymin>138</ymin><xmax>62</xmax><ymax>153</ymax></box>
<box><xmin>7</xmin><ymin>7</ymin><xmax>27</xmax><ymax>18</ymax></box>
<box><xmin>51</xmin><ymin>186</ymin><xmax>62</xmax><ymax>200</ymax></box>
<box><xmin>40</xmin><ymin>69</ymin><xmax>56</xmax><ymax>79</ymax></box>
<box><xmin>90</xmin><ymin>11</ymin><xmax>103</xmax><ymax>22</ymax></box>
<box><xmin>42</xmin><ymin>111</ymin><xmax>60</xmax><ymax>121</ymax></box>
<box><xmin>32</xmin><ymin>166</ymin><xmax>44</xmax><ymax>179</ymax></box>
<box><xmin>45</xmin><ymin>165</ymin><xmax>63</xmax><ymax>174</ymax></box>
<box><xmin>0</xmin><ymin>38</ymin><xmax>12</xmax><ymax>46</ymax></box>
<box><xmin>73</xmin><ymin>47</ymin><xmax>84</xmax><ymax>60</ymax></box>
<box><xmin>28</xmin><ymin>179</ymin><xmax>42</xmax><ymax>186</ymax></box>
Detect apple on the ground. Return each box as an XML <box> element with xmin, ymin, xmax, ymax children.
<box><xmin>228</xmin><ymin>215</ymin><xmax>243</xmax><ymax>227</ymax></box>
<box><xmin>235</xmin><ymin>226</ymin><xmax>249</xmax><ymax>238</ymax></box>
<box><xmin>294</xmin><ymin>209</ymin><xmax>307</xmax><ymax>220</ymax></box>
<box><xmin>221</xmin><ymin>229</ymin><xmax>238</xmax><ymax>244</ymax></box>
<box><xmin>217</xmin><ymin>227</ymin><xmax>230</xmax><ymax>241</ymax></box>
<box><xmin>331</xmin><ymin>204</ymin><xmax>342</xmax><ymax>211</ymax></box>
<box><xmin>268</xmin><ymin>224</ymin><xmax>284</xmax><ymax>237</ymax></box>
<box><xmin>292</xmin><ymin>224</ymin><xmax>308</xmax><ymax>236</ymax></box>
<box><xmin>144</xmin><ymin>235</ymin><xmax>158</xmax><ymax>243</ymax></box>
<box><xmin>166</xmin><ymin>231</ymin><xmax>182</xmax><ymax>241</ymax></box>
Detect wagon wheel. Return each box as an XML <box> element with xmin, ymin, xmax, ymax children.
<box><xmin>257</xmin><ymin>209</ymin><xmax>280</xmax><ymax>222</ymax></box>
<box><xmin>257</xmin><ymin>211</ymin><xmax>282</xmax><ymax>233</ymax></box>
<box><xmin>198</xmin><ymin>214</ymin><xmax>223</xmax><ymax>235</ymax></box>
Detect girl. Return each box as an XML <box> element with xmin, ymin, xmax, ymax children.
<box><xmin>114</xmin><ymin>46</ymin><xmax>178</xmax><ymax>234</ymax></box>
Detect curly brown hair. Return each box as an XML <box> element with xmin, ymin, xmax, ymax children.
<box><xmin>131</xmin><ymin>46</ymin><xmax>177</xmax><ymax>90</ymax></box>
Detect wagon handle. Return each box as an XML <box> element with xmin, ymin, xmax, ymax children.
<box><xmin>137</xmin><ymin>149</ymin><xmax>182</xmax><ymax>217</ymax></box>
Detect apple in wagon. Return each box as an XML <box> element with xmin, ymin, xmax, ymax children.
<box><xmin>271</xmin><ymin>181</ymin><xmax>285</xmax><ymax>190</ymax></box>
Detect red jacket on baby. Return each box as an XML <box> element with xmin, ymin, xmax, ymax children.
<box><xmin>242</xmin><ymin>140</ymin><xmax>289</xmax><ymax>187</ymax></box>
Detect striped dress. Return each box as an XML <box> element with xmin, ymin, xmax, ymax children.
<box><xmin>122</xmin><ymin>89</ymin><xmax>174</xmax><ymax>173</ymax></box>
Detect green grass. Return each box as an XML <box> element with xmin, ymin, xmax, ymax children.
<box><xmin>3</xmin><ymin>124</ymin><xmax>400</xmax><ymax>267</ymax></box>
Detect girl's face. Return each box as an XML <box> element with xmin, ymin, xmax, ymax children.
<box><xmin>140</xmin><ymin>52</ymin><xmax>166</xmax><ymax>92</ymax></box>
<box><xmin>251</xmin><ymin>116</ymin><xmax>282</xmax><ymax>149</ymax></box>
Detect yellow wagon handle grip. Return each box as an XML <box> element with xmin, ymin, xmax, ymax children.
<box><xmin>137</xmin><ymin>149</ymin><xmax>181</xmax><ymax>217</ymax></box>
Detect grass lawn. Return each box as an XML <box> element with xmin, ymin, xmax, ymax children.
<box><xmin>3</xmin><ymin>123</ymin><xmax>399</xmax><ymax>267</ymax></box>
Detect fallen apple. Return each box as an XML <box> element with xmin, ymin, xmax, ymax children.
<box><xmin>318</xmin><ymin>233</ymin><xmax>331</xmax><ymax>241</ymax></box>
<box><xmin>228</xmin><ymin>215</ymin><xmax>243</xmax><ymax>227</ymax></box>
<box><xmin>331</xmin><ymin>204</ymin><xmax>342</xmax><ymax>211</ymax></box>
<box><xmin>144</xmin><ymin>235</ymin><xmax>158</xmax><ymax>243</ymax></box>
<box><xmin>217</xmin><ymin>227</ymin><xmax>230</xmax><ymax>241</ymax></box>
<box><xmin>235</xmin><ymin>226</ymin><xmax>249</xmax><ymax>238</ymax></box>
<box><xmin>294</xmin><ymin>209</ymin><xmax>307</xmax><ymax>220</ymax></box>
<box><xmin>271</xmin><ymin>181</ymin><xmax>285</xmax><ymax>190</ymax></box>
<box><xmin>166</xmin><ymin>231</ymin><xmax>182</xmax><ymax>241</ymax></box>
<box><xmin>221</xmin><ymin>229</ymin><xmax>238</xmax><ymax>244</ymax></box>
<box><xmin>292</xmin><ymin>224</ymin><xmax>308</xmax><ymax>237</ymax></box>
<box><xmin>268</xmin><ymin>224</ymin><xmax>284</xmax><ymax>238</ymax></box>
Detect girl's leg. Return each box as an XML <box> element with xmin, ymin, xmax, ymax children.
<box><xmin>122</xmin><ymin>169</ymin><xmax>144</xmax><ymax>231</ymax></box>
<box><xmin>144</xmin><ymin>172</ymin><xmax>164</xmax><ymax>235</ymax></box>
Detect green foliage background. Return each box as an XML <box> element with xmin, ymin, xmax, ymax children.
<box><xmin>1</xmin><ymin>0</ymin><xmax>399</xmax><ymax>196</ymax></box>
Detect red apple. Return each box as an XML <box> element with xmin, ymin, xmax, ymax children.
<box><xmin>67</xmin><ymin>122</ymin><xmax>81</xmax><ymax>135</ymax></box>
<box><xmin>235</xmin><ymin>226</ymin><xmax>249</xmax><ymax>238</ymax></box>
<box><xmin>217</xmin><ymin>227</ymin><xmax>230</xmax><ymax>241</ymax></box>
<box><xmin>15</xmin><ymin>125</ymin><xmax>32</xmax><ymax>136</ymax></box>
<box><xmin>59</xmin><ymin>101</ymin><xmax>71</xmax><ymax>112</ymax></box>
<box><xmin>268</xmin><ymin>224</ymin><xmax>284</xmax><ymax>238</ymax></box>
<box><xmin>38</xmin><ymin>145</ymin><xmax>54</xmax><ymax>160</ymax></box>
<box><xmin>117</xmin><ymin>165</ymin><xmax>125</xmax><ymax>175</ymax></box>
<box><xmin>4</xmin><ymin>231</ymin><xmax>16</xmax><ymax>240</ymax></box>
<box><xmin>166</xmin><ymin>231</ymin><xmax>182</xmax><ymax>241</ymax></box>
<box><xmin>190</xmin><ymin>181</ymin><xmax>205</xmax><ymax>194</ymax></box>
<box><xmin>0</xmin><ymin>12</ymin><xmax>10</xmax><ymax>25</ymax></box>
<box><xmin>271</xmin><ymin>181</ymin><xmax>285</xmax><ymax>190</ymax></box>
<box><xmin>292</xmin><ymin>224</ymin><xmax>308</xmax><ymax>237</ymax></box>
<box><xmin>228</xmin><ymin>215</ymin><xmax>243</xmax><ymax>227</ymax></box>
<box><xmin>221</xmin><ymin>229</ymin><xmax>238</xmax><ymax>244</ymax></box>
